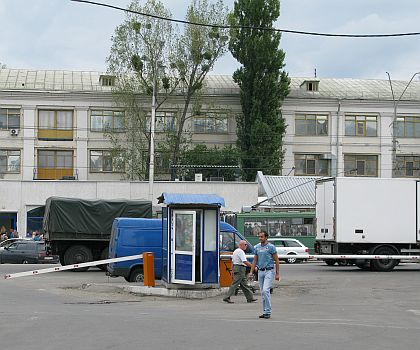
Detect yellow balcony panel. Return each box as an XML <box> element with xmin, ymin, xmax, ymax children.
<box><xmin>37</xmin><ymin>167</ymin><xmax>73</xmax><ymax>180</ymax></box>
<box><xmin>38</xmin><ymin>129</ymin><xmax>73</xmax><ymax>140</ymax></box>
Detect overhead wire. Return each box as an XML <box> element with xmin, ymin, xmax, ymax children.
<box><xmin>71</xmin><ymin>0</ymin><xmax>420</xmax><ymax>39</ymax></box>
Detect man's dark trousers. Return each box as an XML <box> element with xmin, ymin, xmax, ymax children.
<box><xmin>225</xmin><ymin>265</ymin><xmax>254</xmax><ymax>301</ymax></box>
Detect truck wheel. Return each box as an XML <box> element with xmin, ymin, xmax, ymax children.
<box><xmin>371</xmin><ymin>246</ymin><xmax>399</xmax><ymax>272</ymax></box>
<box><xmin>64</xmin><ymin>245</ymin><xmax>93</xmax><ymax>272</ymax></box>
<box><xmin>129</xmin><ymin>268</ymin><xmax>144</xmax><ymax>283</ymax></box>
<box><xmin>286</xmin><ymin>253</ymin><xmax>298</xmax><ymax>264</ymax></box>
<box><xmin>355</xmin><ymin>260</ymin><xmax>371</xmax><ymax>270</ymax></box>
<box><xmin>338</xmin><ymin>259</ymin><xmax>348</xmax><ymax>266</ymax></box>
<box><xmin>97</xmin><ymin>247</ymin><xmax>109</xmax><ymax>271</ymax></box>
<box><xmin>325</xmin><ymin>259</ymin><xmax>336</xmax><ymax>266</ymax></box>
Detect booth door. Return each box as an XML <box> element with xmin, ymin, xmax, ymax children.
<box><xmin>171</xmin><ymin>211</ymin><xmax>196</xmax><ymax>285</ymax></box>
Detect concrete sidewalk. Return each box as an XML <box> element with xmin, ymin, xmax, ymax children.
<box><xmin>84</xmin><ymin>279</ymin><xmax>267</xmax><ymax>299</ymax></box>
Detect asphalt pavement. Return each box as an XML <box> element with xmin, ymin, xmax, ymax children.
<box><xmin>0</xmin><ymin>262</ymin><xmax>419</xmax><ymax>350</ymax></box>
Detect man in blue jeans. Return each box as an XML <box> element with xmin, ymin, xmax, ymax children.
<box><xmin>249</xmin><ymin>230</ymin><xmax>280</xmax><ymax>319</ymax></box>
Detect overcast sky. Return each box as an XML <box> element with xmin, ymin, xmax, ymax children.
<box><xmin>1</xmin><ymin>0</ymin><xmax>420</xmax><ymax>80</ymax></box>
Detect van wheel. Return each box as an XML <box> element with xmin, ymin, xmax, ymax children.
<box><xmin>64</xmin><ymin>245</ymin><xmax>93</xmax><ymax>272</ymax></box>
<box><xmin>129</xmin><ymin>268</ymin><xmax>144</xmax><ymax>283</ymax></box>
<box><xmin>371</xmin><ymin>246</ymin><xmax>399</xmax><ymax>272</ymax></box>
<box><xmin>325</xmin><ymin>259</ymin><xmax>336</xmax><ymax>266</ymax></box>
<box><xmin>22</xmin><ymin>259</ymin><xmax>29</xmax><ymax>264</ymax></box>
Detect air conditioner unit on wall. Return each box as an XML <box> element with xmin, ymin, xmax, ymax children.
<box><xmin>10</xmin><ymin>128</ymin><xmax>19</xmax><ymax>136</ymax></box>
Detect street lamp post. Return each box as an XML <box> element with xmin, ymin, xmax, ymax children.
<box><xmin>148</xmin><ymin>68</ymin><xmax>157</xmax><ymax>202</ymax></box>
<box><xmin>386</xmin><ymin>71</ymin><xmax>420</xmax><ymax>175</ymax></box>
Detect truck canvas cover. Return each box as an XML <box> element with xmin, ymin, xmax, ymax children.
<box><xmin>43</xmin><ymin>197</ymin><xmax>152</xmax><ymax>237</ymax></box>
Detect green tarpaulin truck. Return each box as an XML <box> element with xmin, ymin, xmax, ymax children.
<box><xmin>43</xmin><ymin>197</ymin><xmax>152</xmax><ymax>271</ymax></box>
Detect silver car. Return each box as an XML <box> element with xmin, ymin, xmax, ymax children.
<box><xmin>267</xmin><ymin>238</ymin><xmax>309</xmax><ymax>264</ymax></box>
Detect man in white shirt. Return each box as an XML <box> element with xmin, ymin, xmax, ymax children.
<box><xmin>223</xmin><ymin>240</ymin><xmax>257</xmax><ymax>304</ymax></box>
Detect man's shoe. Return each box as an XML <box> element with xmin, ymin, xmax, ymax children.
<box><xmin>247</xmin><ymin>298</ymin><xmax>258</xmax><ymax>303</ymax></box>
<box><xmin>258</xmin><ymin>314</ymin><xmax>271</xmax><ymax>319</ymax></box>
<box><xmin>223</xmin><ymin>298</ymin><xmax>234</xmax><ymax>304</ymax></box>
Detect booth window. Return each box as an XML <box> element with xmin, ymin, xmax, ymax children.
<box><xmin>203</xmin><ymin>210</ymin><xmax>217</xmax><ymax>251</ymax></box>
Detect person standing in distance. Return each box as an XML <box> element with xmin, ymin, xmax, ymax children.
<box><xmin>223</xmin><ymin>240</ymin><xmax>257</xmax><ymax>304</ymax></box>
<box><xmin>249</xmin><ymin>231</ymin><xmax>280</xmax><ymax>319</ymax></box>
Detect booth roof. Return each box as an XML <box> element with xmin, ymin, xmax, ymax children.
<box><xmin>158</xmin><ymin>193</ymin><xmax>225</xmax><ymax>207</ymax></box>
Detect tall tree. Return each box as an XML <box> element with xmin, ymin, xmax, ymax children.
<box><xmin>169</xmin><ymin>0</ymin><xmax>229</xmax><ymax>173</ymax></box>
<box><xmin>107</xmin><ymin>0</ymin><xmax>177</xmax><ymax>180</ymax></box>
<box><xmin>107</xmin><ymin>0</ymin><xmax>229</xmax><ymax>180</ymax></box>
<box><xmin>229</xmin><ymin>0</ymin><xmax>290</xmax><ymax>181</ymax></box>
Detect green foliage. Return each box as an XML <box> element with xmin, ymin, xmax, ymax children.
<box><xmin>107</xmin><ymin>0</ymin><xmax>178</xmax><ymax>180</ymax></box>
<box><xmin>169</xmin><ymin>0</ymin><xmax>229</xmax><ymax>171</ymax></box>
<box><xmin>179</xmin><ymin>145</ymin><xmax>240</xmax><ymax>181</ymax></box>
<box><xmin>229</xmin><ymin>0</ymin><xmax>290</xmax><ymax>181</ymax></box>
<box><xmin>106</xmin><ymin>0</ymin><xmax>229</xmax><ymax>180</ymax></box>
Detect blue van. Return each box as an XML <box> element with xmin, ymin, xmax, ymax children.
<box><xmin>107</xmin><ymin>218</ymin><xmax>254</xmax><ymax>283</ymax></box>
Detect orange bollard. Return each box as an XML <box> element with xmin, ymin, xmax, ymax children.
<box><xmin>219</xmin><ymin>257</ymin><xmax>233</xmax><ymax>287</ymax></box>
<box><xmin>143</xmin><ymin>252</ymin><xmax>155</xmax><ymax>287</ymax></box>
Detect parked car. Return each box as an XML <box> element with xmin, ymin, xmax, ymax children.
<box><xmin>267</xmin><ymin>238</ymin><xmax>310</xmax><ymax>264</ymax></box>
<box><xmin>0</xmin><ymin>238</ymin><xmax>31</xmax><ymax>248</ymax></box>
<box><xmin>0</xmin><ymin>240</ymin><xmax>59</xmax><ymax>264</ymax></box>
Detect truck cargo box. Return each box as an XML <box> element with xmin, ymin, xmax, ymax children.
<box><xmin>316</xmin><ymin>177</ymin><xmax>419</xmax><ymax>244</ymax></box>
<box><xmin>43</xmin><ymin>197</ymin><xmax>152</xmax><ymax>239</ymax></box>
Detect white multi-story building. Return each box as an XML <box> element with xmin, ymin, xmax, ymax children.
<box><xmin>1</xmin><ymin>68</ymin><xmax>420</xmax><ymax>234</ymax></box>
<box><xmin>283</xmin><ymin>78</ymin><xmax>420</xmax><ymax>179</ymax></box>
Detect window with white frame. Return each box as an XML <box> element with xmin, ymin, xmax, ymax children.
<box><xmin>295</xmin><ymin>114</ymin><xmax>328</xmax><ymax>136</ymax></box>
<box><xmin>344</xmin><ymin>154</ymin><xmax>378</xmax><ymax>177</ymax></box>
<box><xmin>0</xmin><ymin>108</ymin><xmax>21</xmax><ymax>129</ymax></box>
<box><xmin>0</xmin><ymin>150</ymin><xmax>21</xmax><ymax>173</ymax></box>
<box><xmin>394</xmin><ymin>155</ymin><xmax>420</xmax><ymax>177</ymax></box>
<box><xmin>193</xmin><ymin>113</ymin><xmax>228</xmax><ymax>133</ymax></box>
<box><xmin>89</xmin><ymin>150</ymin><xmax>124</xmax><ymax>173</ymax></box>
<box><xmin>146</xmin><ymin>111</ymin><xmax>177</xmax><ymax>132</ymax></box>
<box><xmin>294</xmin><ymin>154</ymin><xmax>330</xmax><ymax>176</ymax></box>
<box><xmin>394</xmin><ymin>116</ymin><xmax>420</xmax><ymax>138</ymax></box>
<box><xmin>345</xmin><ymin>115</ymin><xmax>377</xmax><ymax>136</ymax></box>
<box><xmin>90</xmin><ymin>110</ymin><xmax>124</xmax><ymax>132</ymax></box>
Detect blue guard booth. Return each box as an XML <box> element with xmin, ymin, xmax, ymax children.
<box><xmin>158</xmin><ymin>193</ymin><xmax>225</xmax><ymax>288</ymax></box>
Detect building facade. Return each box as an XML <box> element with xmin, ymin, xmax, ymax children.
<box><xmin>2</xmin><ymin>68</ymin><xmax>420</xmax><ymax>234</ymax></box>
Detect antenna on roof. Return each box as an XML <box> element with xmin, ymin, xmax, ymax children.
<box><xmin>314</xmin><ymin>68</ymin><xmax>317</xmax><ymax>78</ymax></box>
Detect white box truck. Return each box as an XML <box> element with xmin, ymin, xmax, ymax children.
<box><xmin>315</xmin><ymin>177</ymin><xmax>420</xmax><ymax>271</ymax></box>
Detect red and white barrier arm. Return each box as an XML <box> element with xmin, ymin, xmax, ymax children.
<box><xmin>4</xmin><ymin>254</ymin><xmax>143</xmax><ymax>280</ymax></box>
<box><xmin>221</xmin><ymin>254</ymin><xmax>420</xmax><ymax>261</ymax></box>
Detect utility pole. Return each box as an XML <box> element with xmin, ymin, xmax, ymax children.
<box><xmin>386</xmin><ymin>72</ymin><xmax>420</xmax><ymax>175</ymax></box>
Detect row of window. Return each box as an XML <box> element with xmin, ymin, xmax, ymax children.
<box><xmin>6</xmin><ymin>107</ymin><xmax>420</xmax><ymax>138</ymax></box>
<box><xmin>295</xmin><ymin>154</ymin><xmax>379</xmax><ymax>177</ymax></box>
<box><xmin>294</xmin><ymin>154</ymin><xmax>420</xmax><ymax>177</ymax></box>
<box><xmin>0</xmin><ymin>108</ymin><xmax>229</xmax><ymax>134</ymax></box>
<box><xmin>2</xmin><ymin>148</ymin><xmax>420</xmax><ymax>179</ymax></box>
<box><xmin>295</xmin><ymin>114</ymin><xmax>420</xmax><ymax>138</ymax></box>
<box><xmin>0</xmin><ymin>149</ymin><xmax>169</xmax><ymax>175</ymax></box>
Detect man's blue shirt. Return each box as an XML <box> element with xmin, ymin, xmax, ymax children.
<box><xmin>254</xmin><ymin>243</ymin><xmax>277</xmax><ymax>269</ymax></box>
